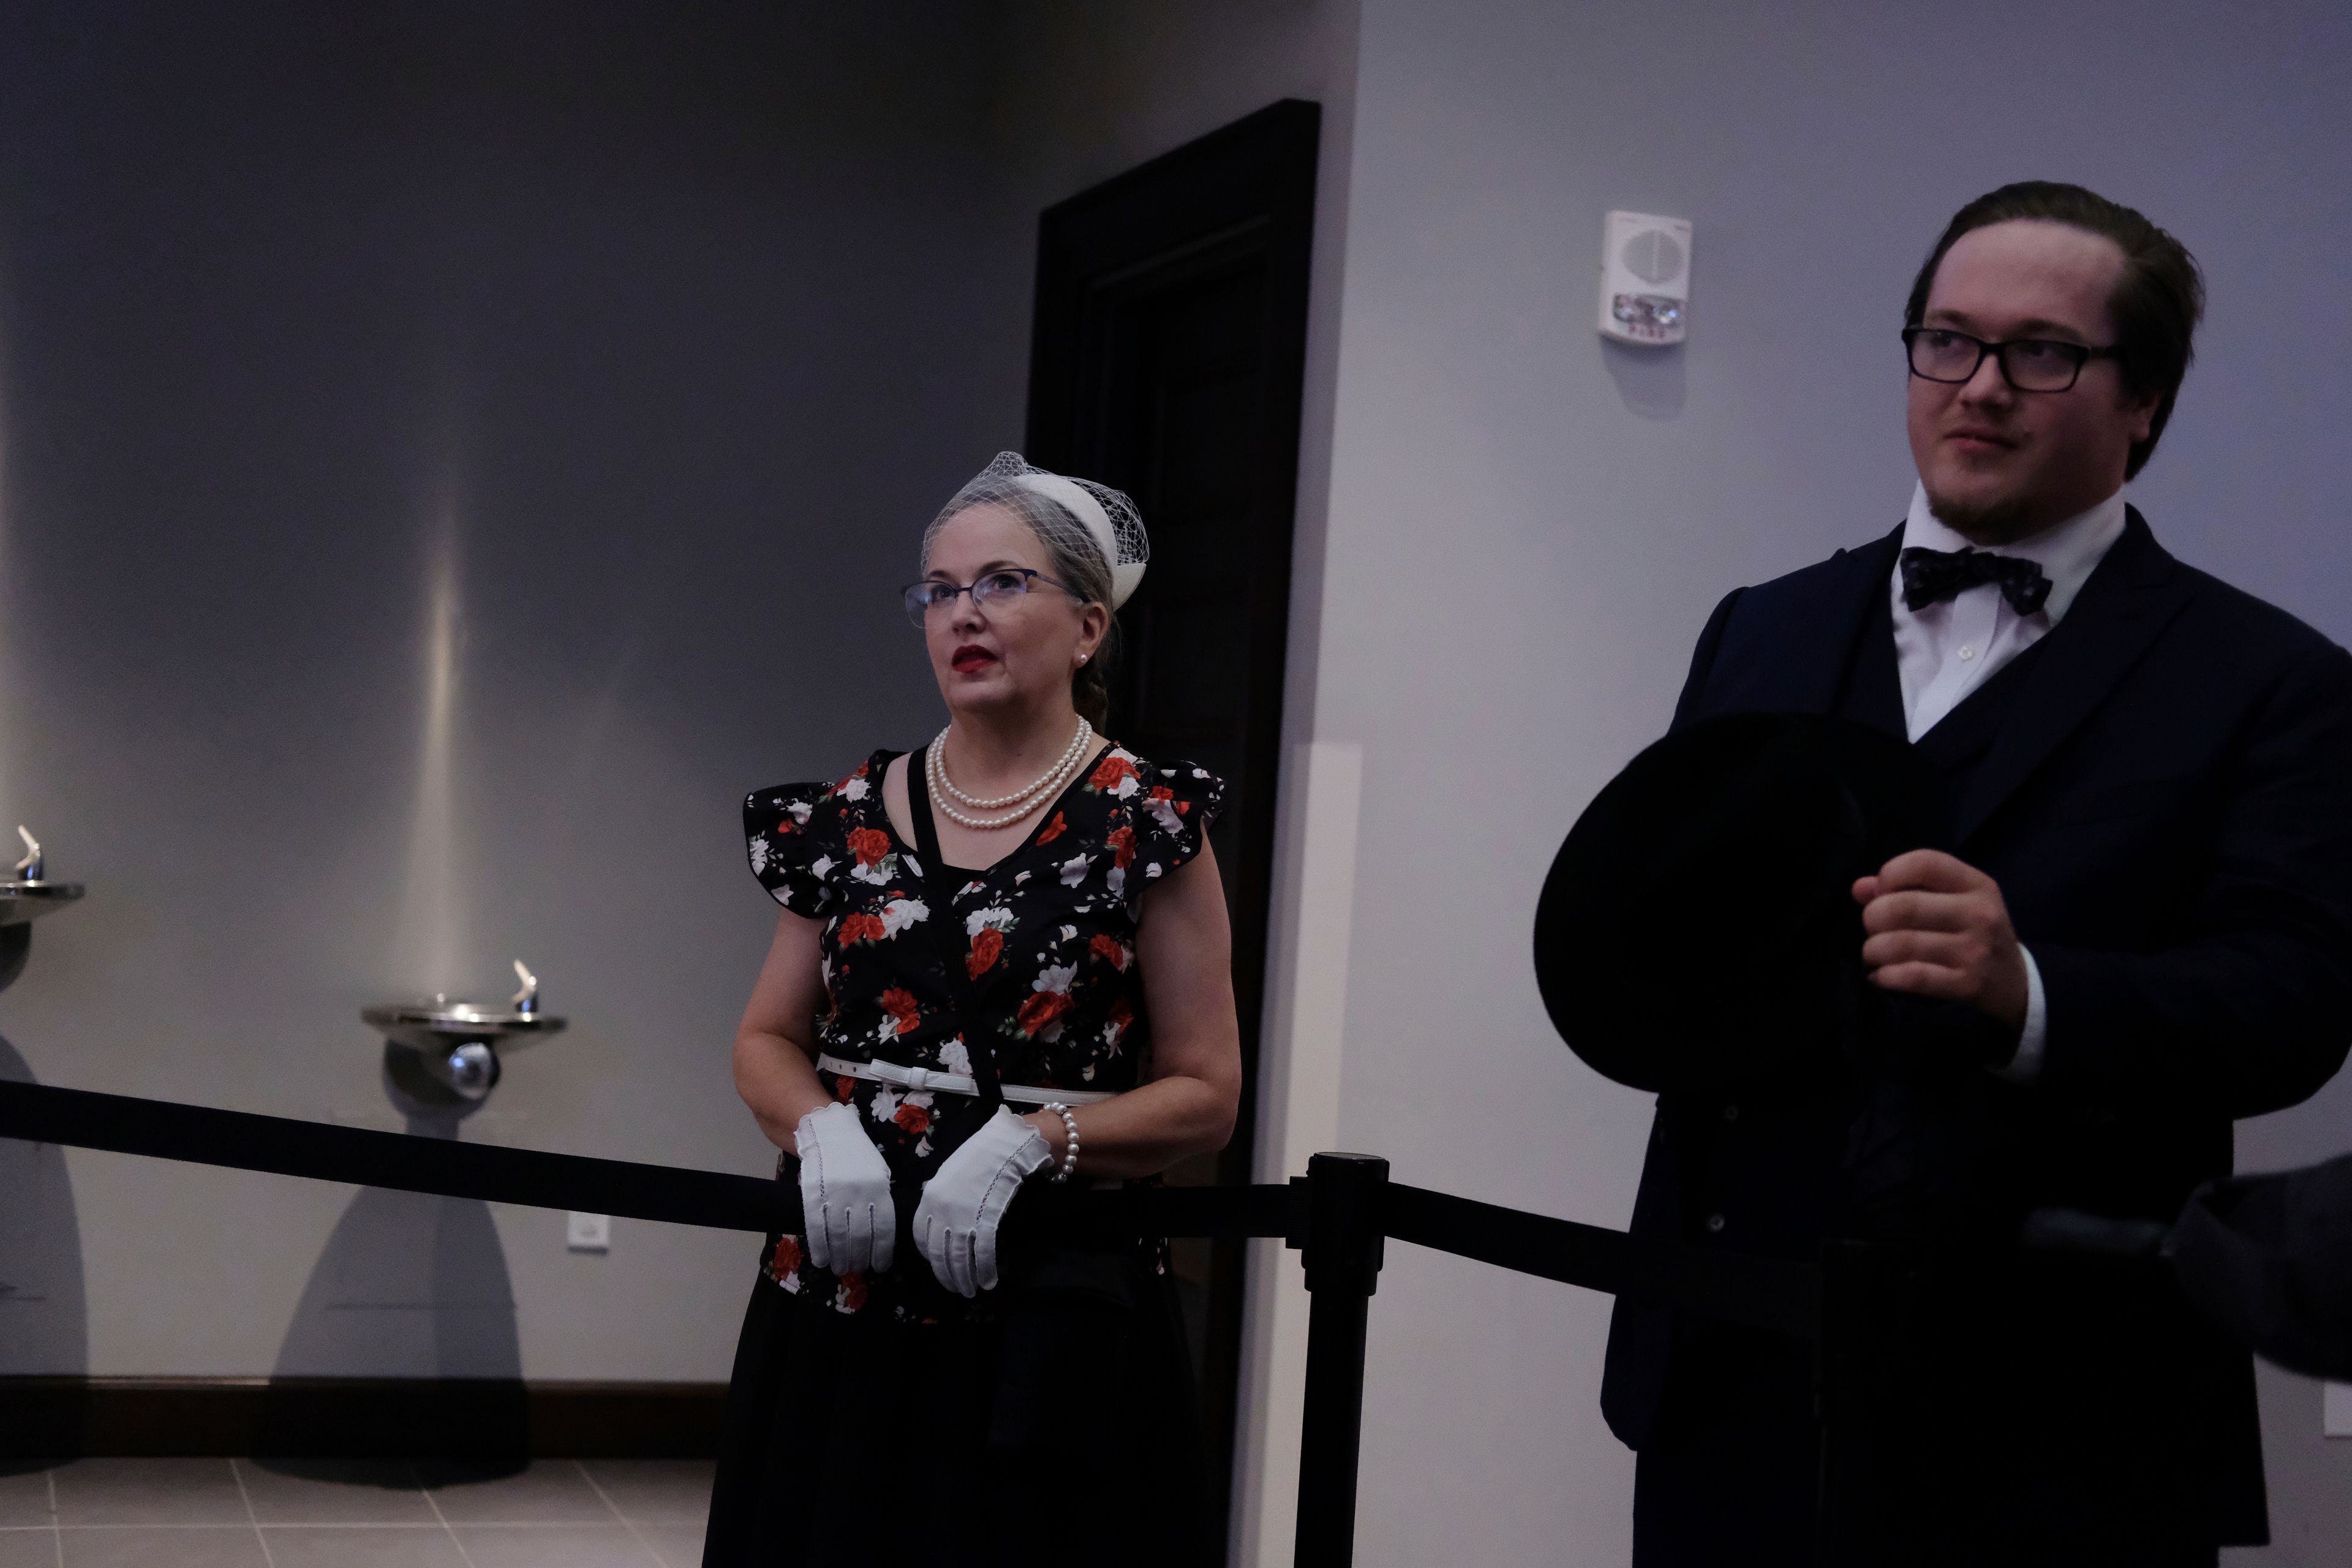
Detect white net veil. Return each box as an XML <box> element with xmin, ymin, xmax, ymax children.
<box><xmin>919</xmin><ymin>451</ymin><xmax>1150</xmax><ymax>609</ymax></box>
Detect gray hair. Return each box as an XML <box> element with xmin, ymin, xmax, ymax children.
<box><xmin>922</xmin><ymin>477</ymin><xmax>1115</xmax><ymax>612</ymax></box>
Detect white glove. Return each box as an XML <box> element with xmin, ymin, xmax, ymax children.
<box><xmin>794</xmin><ymin>1101</ymin><xmax>895</xmax><ymax>1274</ymax></box>
<box><xmin>913</xmin><ymin>1106</ymin><xmax>1054</xmax><ymax>1297</ymax></box>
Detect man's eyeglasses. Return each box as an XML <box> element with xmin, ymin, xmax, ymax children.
<box><xmin>901</xmin><ymin>568</ymin><xmax>1077</xmax><ymax>627</ymax></box>
<box><xmin>1902</xmin><ymin>327</ymin><xmax>2121</xmax><ymax>393</ymax></box>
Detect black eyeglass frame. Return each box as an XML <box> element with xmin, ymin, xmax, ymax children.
<box><xmin>900</xmin><ymin>567</ymin><xmax>1082</xmax><ymax>627</ymax></box>
<box><xmin>1901</xmin><ymin>326</ymin><xmax>2122</xmax><ymax>393</ymax></box>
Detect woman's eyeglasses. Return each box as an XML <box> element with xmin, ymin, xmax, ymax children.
<box><xmin>901</xmin><ymin>568</ymin><xmax>1077</xmax><ymax>627</ymax></box>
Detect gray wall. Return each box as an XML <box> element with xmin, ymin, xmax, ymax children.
<box><xmin>0</xmin><ymin>0</ymin><xmax>1368</xmax><ymax>1403</ymax></box>
<box><xmin>1308</xmin><ymin>1</ymin><xmax>2352</xmax><ymax>1562</ymax></box>
<box><xmin>0</xmin><ymin>1</ymin><xmax>1035</xmax><ymax>1381</ymax></box>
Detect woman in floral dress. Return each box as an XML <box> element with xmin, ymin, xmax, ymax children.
<box><xmin>702</xmin><ymin>454</ymin><xmax>1242</xmax><ymax>1567</ymax></box>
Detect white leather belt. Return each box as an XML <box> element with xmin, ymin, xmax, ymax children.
<box><xmin>816</xmin><ymin>1052</ymin><xmax>1115</xmax><ymax>1107</ymax></box>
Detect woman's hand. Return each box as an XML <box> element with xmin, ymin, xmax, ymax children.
<box><xmin>795</xmin><ymin>1101</ymin><xmax>896</xmax><ymax>1273</ymax></box>
<box><xmin>914</xmin><ymin>1106</ymin><xmax>1054</xmax><ymax>1295</ymax></box>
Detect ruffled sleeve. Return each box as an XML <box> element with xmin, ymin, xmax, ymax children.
<box><xmin>1124</xmin><ymin>758</ymin><xmax>1226</xmax><ymax>903</ymax></box>
<box><xmin>743</xmin><ymin>782</ymin><xmax>837</xmax><ymax>916</ymax></box>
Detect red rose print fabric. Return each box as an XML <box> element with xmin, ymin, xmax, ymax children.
<box><xmin>741</xmin><ymin>745</ymin><xmax>1224</xmax><ymax>1321</ymax></box>
<box><xmin>846</xmin><ymin>826</ymin><xmax>892</xmax><ymax>867</ymax></box>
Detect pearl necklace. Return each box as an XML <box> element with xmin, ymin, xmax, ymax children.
<box><xmin>933</xmin><ymin>719</ymin><xmax>1093</xmax><ymax>809</ymax></box>
<box><xmin>927</xmin><ymin>720</ymin><xmax>1094</xmax><ymax>831</ymax></box>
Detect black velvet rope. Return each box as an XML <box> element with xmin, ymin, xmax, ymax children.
<box><xmin>0</xmin><ymin>1079</ymin><xmax>1817</xmax><ymax>1336</ymax></box>
<box><xmin>0</xmin><ymin>1079</ymin><xmax>799</xmax><ymax>1232</ymax></box>
<box><xmin>0</xmin><ymin>1079</ymin><xmax>1301</xmax><ymax>1243</ymax></box>
<box><xmin>1383</xmin><ymin>1182</ymin><xmax>1821</xmax><ymax>1340</ymax></box>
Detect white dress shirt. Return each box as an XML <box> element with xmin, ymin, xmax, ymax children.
<box><xmin>1887</xmin><ymin>481</ymin><xmax>2129</xmax><ymax>1084</ymax></box>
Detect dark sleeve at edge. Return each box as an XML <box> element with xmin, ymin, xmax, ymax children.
<box><xmin>2037</xmin><ymin>638</ymin><xmax>2352</xmax><ymax>1119</ymax></box>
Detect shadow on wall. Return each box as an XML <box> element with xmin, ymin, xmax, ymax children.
<box><xmin>260</xmin><ymin>1055</ymin><xmax>524</xmax><ymax>1471</ymax></box>
<box><xmin>0</xmin><ymin>933</ymin><xmax>92</xmax><ymax>1382</ymax></box>
<box><xmin>1604</xmin><ymin>337</ymin><xmax>1686</xmax><ymax>420</ymax></box>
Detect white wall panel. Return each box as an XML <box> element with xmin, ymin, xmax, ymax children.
<box><xmin>1311</xmin><ymin>1</ymin><xmax>2352</xmax><ymax>1560</ymax></box>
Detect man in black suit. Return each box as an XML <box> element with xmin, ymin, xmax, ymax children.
<box><xmin>1603</xmin><ymin>182</ymin><xmax>2352</xmax><ymax>1565</ymax></box>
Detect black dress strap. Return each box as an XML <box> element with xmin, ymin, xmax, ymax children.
<box><xmin>903</xmin><ymin>747</ymin><xmax>1008</xmax><ymax>1113</ymax></box>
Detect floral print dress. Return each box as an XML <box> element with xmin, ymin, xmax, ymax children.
<box><xmin>742</xmin><ymin>744</ymin><xmax>1225</xmax><ymax>1322</ymax></box>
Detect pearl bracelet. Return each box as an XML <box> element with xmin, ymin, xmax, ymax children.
<box><xmin>1041</xmin><ymin>1102</ymin><xmax>1080</xmax><ymax>1183</ymax></box>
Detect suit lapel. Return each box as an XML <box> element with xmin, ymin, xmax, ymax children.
<box><xmin>1953</xmin><ymin>508</ymin><xmax>2195</xmax><ymax>843</ymax></box>
<box><xmin>1733</xmin><ymin>526</ymin><xmax>1903</xmax><ymax>715</ymax></box>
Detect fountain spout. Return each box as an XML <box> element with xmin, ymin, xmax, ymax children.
<box><xmin>1</xmin><ymin>823</ymin><xmax>84</xmax><ymax>968</ymax></box>
<box><xmin>1</xmin><ymin>827</ymin><xmax>79</xmax><ymax>933</ymax></box>
<box><xmin>362</xmin><ymin>962</ymin><xmax>565</xmax><ymax>1107</ymax></box>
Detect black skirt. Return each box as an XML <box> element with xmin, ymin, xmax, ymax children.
<box><xmin>702</xmin><ymin>1246</ymin><xmax>1213</xmax><ymax>1567</ymax></box>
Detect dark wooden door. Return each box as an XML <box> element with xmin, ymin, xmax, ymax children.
<box><xmin>1025</xmin><ymin>99</ymin><xmax>1319</xmax><ymax>1548</ymax></box>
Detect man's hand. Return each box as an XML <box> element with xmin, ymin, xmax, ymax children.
<box><xmin>1853</xmin><ymin>849</ymin><xmax>2028</xmax><ymax>1035</ymax></box>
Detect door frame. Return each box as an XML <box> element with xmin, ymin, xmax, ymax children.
<box><xmin>1024</xmin><ymin>98</ymin><xmax>1322</xmax><ymax>1551</ymax></box>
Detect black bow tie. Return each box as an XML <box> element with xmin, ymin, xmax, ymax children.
<box><xmin>1898</xmin><ymin>546</ymin><xmax>2052</xmax><ymax>616</ymax></box>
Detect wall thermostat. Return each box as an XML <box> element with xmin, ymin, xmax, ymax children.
<box><xmin>1598</xmin><ymin>210</ymin><xmax>1692</xmax><ymax>346</ymax></box>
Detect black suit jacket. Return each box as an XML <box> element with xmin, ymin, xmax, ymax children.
<box><xmin>1601</xmin><ymin>510</ymin><xmax>2352</xmax><ymax>1547</ymax></box>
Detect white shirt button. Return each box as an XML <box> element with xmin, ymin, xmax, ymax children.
<box><xmin>1956</xmin><ymin>644</ymin><xmax>1976</xmax><ymax>662</ymax></box>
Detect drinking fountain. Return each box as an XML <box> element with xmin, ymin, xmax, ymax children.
<box><xmin>0</xmin><ymin>826</ymin><xmax>83</xmax><ymax>927</ymax></box>
<box><xmin>363</xmin><ymin>960</ymin><xmax>567</xmax><ymax>1104</ymax></box>
<box><xmin>1</xmin><ymin>827</ymin><xmax>85</xmax><ymax>993</ymax></box>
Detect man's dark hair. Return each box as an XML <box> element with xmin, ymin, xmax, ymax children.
<box><xmin>1905</xmin><ymin>181</ymin><xmax>2204</xmax><ymax>480</ymax></box>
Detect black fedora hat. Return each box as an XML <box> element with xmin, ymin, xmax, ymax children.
<box><xmin>1533</xmin><ymin>712</ymin><xmax>1948</xmax><ymax>1095</ymax></box>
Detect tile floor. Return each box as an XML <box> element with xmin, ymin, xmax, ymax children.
<box><xmin>0</xmin><ymin>1458</ymin><xmax>710</xmax><ymax>1567</ymax></box>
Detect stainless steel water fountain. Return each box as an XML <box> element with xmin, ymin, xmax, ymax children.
<box><xmin>0</xmin><ymin>827</ymin><xmax>83</xmax><ymax>927</ymax></box>
<box><xmin>0</xmin><ymin>827</ymin><xmax>85</xmax><ymax>994</ymax></box>
<box><xmin>364</xmin><ymin>960</ymin><xmax>567</xmax><ymax>1102</ymax></box>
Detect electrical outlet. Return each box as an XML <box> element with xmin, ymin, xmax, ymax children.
<box><xmin>2326</xmin><ymin>1382</ymin><xmax>2352</xmax><ymax>1438</ymax></box>
<box><xmin>567</xmin><ymin>1212</ymin><xmax>611</xmax><ymax>1253</ymax></box>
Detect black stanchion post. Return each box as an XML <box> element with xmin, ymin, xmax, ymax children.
<box><xmin>1292</xmin><ymin>1152</ymin><xmax>1388</xmax><ymax>1568</ymax></box>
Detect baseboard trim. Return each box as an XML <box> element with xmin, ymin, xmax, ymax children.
<box><xmin>0</xmin><ymin>1378</ymin><xmax>727</xmax><ymax>1459</ymax></box>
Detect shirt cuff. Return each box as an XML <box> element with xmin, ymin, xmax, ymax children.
<box><xmin>1992</xmin><ymin>946</ymin><xmax>2048</xmax><ymax>1085</ymax></box>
